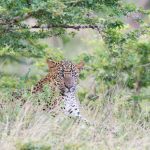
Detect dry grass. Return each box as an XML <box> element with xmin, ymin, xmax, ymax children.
<box><xmin>0</xmin><ymin>88</ymin><xmax>149</xmax><ymax>150</ymax></box>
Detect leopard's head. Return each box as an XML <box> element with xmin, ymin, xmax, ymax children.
<box><xmin>47</xmin><ymin>59</ymin><xmax>84</xmax><ymax>94</ymax></box>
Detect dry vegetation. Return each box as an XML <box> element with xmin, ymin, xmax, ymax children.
<box><xmin>0</xmin><ymin>86</ymin><xmax>149</xmax><ymax>150</ymax></box>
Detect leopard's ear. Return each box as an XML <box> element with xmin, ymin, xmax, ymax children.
<box><xmin>75</xmin><ymin>61</ymin><xmax>84</xmax><ymax>71</ymax></box>
<box><xmin>47</xmin><ymin>59</ymin><xmax>57</xmax><ymax>69</ymax></box>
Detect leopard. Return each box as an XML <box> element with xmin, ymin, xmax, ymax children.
<box><xmin>31</xmin><ymin>59</ymin><xmax>84</xmax><ymax>106</ymax></box>
<box><xmin>12</xmin><ymin>59</ymin><xmax>90</xmax><ymax>124</ymax></box>
<box><xmin>34</xmin><ymin>59</ymin><xmax>89</xmax><ymax>123</ymax></box>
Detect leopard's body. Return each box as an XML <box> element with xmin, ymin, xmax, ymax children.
<box><xmin>14</xmin><ymin>59</ymin><xmax>89</xmax><ymax>124</ymax></box>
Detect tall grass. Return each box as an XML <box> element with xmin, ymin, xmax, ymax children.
<box><xmin>0</xmin><ymin>87</ymin><xmax>149</xmax><ymax>150</ymax></box>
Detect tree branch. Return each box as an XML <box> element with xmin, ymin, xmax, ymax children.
<box><xmin>1</xmin><ymin>14</ymin><xmax>103</xmax><ymax>33</ymax></box>
<box><xmin>31</xmin><ymin>24</ymin><xmax>103</xmax><ymax>33</ymax></box>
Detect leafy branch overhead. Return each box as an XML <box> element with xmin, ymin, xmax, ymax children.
<box><xmin>0</xmin><ymin>0</ymin><xmax>149</xmax><ymax>57</ymax></box>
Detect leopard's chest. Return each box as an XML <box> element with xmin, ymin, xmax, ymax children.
<box><xmin>62</xmin><ymin>93</ymin><xmax>80</xmax><ymax>116</ymax></box>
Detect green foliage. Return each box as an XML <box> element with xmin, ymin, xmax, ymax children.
<box><xmin>64</xmin><ymin>143</ymin><xmax>86</xmax><ymax>150</ymax></box>
<box><xmin>16</xmin><ymin>142</ymin><xmax>51</xmax><ymax>150</ymax></box>
<box><xmin>0</xmin><ymin>0</ymin><xmax>150</xmax><ymax>105</ymax></box>
<box><xmin>0</xmin><ymin>0</ymin><xmax>145</xmax><ymax>57</ymax></box>
<box><xmin>0</xmin><ymin>75</ymin><xmax>19</xmax><ymax>88</ymax></box>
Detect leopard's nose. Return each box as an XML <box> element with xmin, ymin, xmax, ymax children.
<box><xmin>64</xmin><ymin>76</ymin><xmax>75</xmax><ymax>91</ymax></box>
<box><xmin>65</xmin><ymin>84</ymin><xmax>73</xmax><ymax>90</ymax></box>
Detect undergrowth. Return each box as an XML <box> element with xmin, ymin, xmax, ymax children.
<box><xmin>0</xmin><ymin>87</ymin><xmax>149</xmax><ymax>150</ymax></box>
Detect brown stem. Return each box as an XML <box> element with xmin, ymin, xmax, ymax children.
<box><xmin>31</xmin><ymin>24</ymin><xmax>102</xmax><ymax>32</ymax></box>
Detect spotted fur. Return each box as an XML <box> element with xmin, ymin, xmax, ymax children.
<box><xmin>31</xmin><ymin>59</ymin><xmax>84</xmax><ymax>110</ymax></box>
<box><xmin>32</xmin><ymin>59</ymin><xmax>84</xmax><ymax>94</ymax></box>
<box><xmin>61</xmin><ymin>92</ymin><xmax>89</xmax><ymax>124</ymax></box>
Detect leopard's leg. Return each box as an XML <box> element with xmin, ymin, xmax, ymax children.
<box><xmin>32</xmin><ymin>75</ymin><xmax>51</xmax><ymax>94</ymax></box>
<box><xmin>66</xmin><ymin>107</ymin><xmax>90</xmax><ymax>125</ymax></box>
<box><xmin>31</xmin><ymin>75</ymin><xmax>53</xmax><ymax>105</ymax></box>
<box><xmin>43</xmin><ymin>96</ymin><xmax>64</xmax><ymax>112</ymax></box>
<box><xmin>62</xmin><ymin>95</ymin><xmax>91</xmax><ymax>125</ymax></box>
<box><xmin>42</xmin><ymin>82</ymin><xmax>57</xmax><ymax>109</ymax></box>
